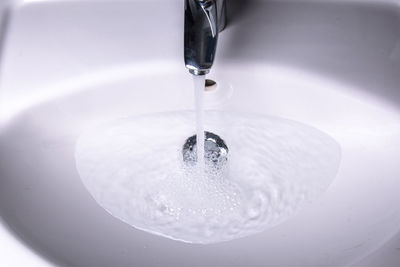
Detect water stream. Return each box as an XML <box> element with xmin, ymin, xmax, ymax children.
<box><xmin>193</xmin><ymin>75</ymin><xmax>206</xmax><ymax>172</ymax></box>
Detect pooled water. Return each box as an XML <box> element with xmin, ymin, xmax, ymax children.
<box><xmin>75</xmin><ymin>111</ymin><xmax>341</xmax><ymax>244</ymax></box>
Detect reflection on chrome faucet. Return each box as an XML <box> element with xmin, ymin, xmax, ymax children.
<box><xmin>184</xmin><ymin>0</ymin><xmax>226</xmax><ymax>75</ymax></box>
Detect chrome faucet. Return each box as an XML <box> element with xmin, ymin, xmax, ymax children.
<box><xmin>184</xmin><ymin>0</ymin><xmax>226</xmax><ymax>76</ymax></box>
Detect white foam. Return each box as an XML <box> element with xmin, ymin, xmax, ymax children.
<box><xmin>75</xmin><ymin>111</ymin><xmax>341</xmax><ymax>244</ymax></box>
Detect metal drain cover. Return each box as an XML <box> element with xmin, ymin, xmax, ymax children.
<box><xmin>182</xmin><ymin>131</ymin><xmax>228</xmax><ymax>165</ymax></box>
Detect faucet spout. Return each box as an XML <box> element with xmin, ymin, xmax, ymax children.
<box><xmin>184</xmin><ymin>0</ymin><xmax>226</xmax><ymax>76</ymax></box>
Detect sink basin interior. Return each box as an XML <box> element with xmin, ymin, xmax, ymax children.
<box><xmin>0</xmin><ymin>0</ymin><xmax>400</xmax><ymax>266</ymax></box>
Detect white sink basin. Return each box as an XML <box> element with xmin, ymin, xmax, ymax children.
<box><xmin>1</xmin><ymin>0</ymin><xmax>400</xmax><ymax>266</ymax></box>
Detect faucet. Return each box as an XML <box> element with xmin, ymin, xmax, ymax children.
<box><xmin>184</xmin><ymin>0</ymin><xmax>226</xmax><ymax>76</ymax></box>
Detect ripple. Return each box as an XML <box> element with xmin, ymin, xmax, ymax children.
<box><xmin>75</xmin><ymin>111</ymin><xmax>341</xmax><ymax>244</ymax></box>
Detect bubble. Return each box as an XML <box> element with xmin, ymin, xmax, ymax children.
<box><xmin>75</xmin><ymin>111</ymin><xmax>341</xmax><ymax>244</ymax></box>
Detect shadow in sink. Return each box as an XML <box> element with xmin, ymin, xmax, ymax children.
<box><xmin>222</xmin><ymin>1</ymin><xmax>400</xmax><ymax>109</ymax></box>
<box><xmin>0</xmin><ymin>104</ymin><xmax>177</xmax><ymax>267</ymax></box>
<box><xmin>0</xmin><ymin>4</ymin><xmax>11</xmax><ymax>70</ymax></box>
<box><xmin>226</xmin><ymin>0</ymin><xmax>258</xmax><ymax>26</ymax></box>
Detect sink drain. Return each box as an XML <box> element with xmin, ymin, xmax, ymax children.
<box><xmin>182</xmin><ymin>131</ymin><xmax>228</xmax><ymax>165</ymax></box>
<box><xmin>205</xmin><ymin>79</ymin><xmax>217</xmax><ymax>91</ymax></box>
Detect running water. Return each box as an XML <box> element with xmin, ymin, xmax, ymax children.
<box><xmin>193</xmin><ymin>75</ymin><xmax>206</xmax><ymax>171</ymax></box>
<box><xmin>74</xmin><ymin>67</ymin><xmax>341</xmax><ymax>245</ymax></box>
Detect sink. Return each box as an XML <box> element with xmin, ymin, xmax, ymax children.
<box><xmin>0</xmin><ymin>0</ymin><xmax>400</xmax><ymax>266</ymax></box>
